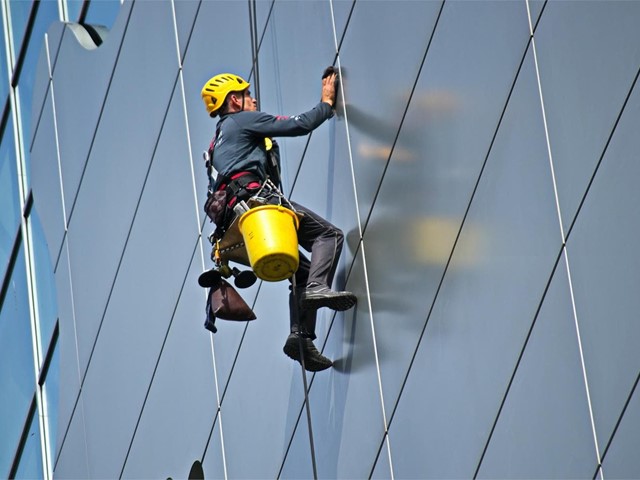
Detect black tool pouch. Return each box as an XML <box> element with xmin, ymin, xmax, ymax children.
<box><xmin>204</xmin><ymin>189</ymin><xmax>228</xmax><ymax>227</ymax></box>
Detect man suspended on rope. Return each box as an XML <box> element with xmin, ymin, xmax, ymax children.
<box><xmin>200</xmin><ymin>67</ymin><xmax>356</xmax><ymax>372</ymax></box>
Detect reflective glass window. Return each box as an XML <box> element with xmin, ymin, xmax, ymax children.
<box><xmin>29</xmin><ymin>209</ymin><xmax>58</xmax><ymax>352</ymax></box>
<box><xmin>0</xmin><ymin>17</ymin><xmax>9</xmax><ymax>101</ymax></box>
<box><xmin>17</xmin><ymin>0</ymin><xmax>59</xmax><ymax>189</ymax></box>
<box><xmin>66</xmin><ymin>0</ymin><xmax>84</xmax><ymax>22</ymax></box>
<box><xmin>0</xmin><ymin>115</ymin><xmax>20</xmax><ymax>280</ymax></box>
<box><xmin>13</xmin><ymin>405</ymin><xmax>44</xmax><ymax>480</ymax></box>
<box><xmin>8</xmin><ymin>0</ymin><xmax>34</xmax><ymax>67</ymax></box>
<box><xmin>0</xmin><ymin>245</ymin><xmax>36</xmax><ymax>478</ymax></box>
<box><xmin>84</xmin><ymin>0</ymin><xmax>121</xmax><ymax>29</ymax></box>
<box><xmin>43</xmin><ymin>341</ymin><xmax>59</xmax><ymax>462</ymax></box>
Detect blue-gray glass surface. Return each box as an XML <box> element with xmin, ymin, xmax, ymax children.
<box><xmin>66</xmin><ymin>84</ymin><xmax>201</xmax><ymax>478</ymax></box>
<box><xmin>172</xmin><ymin>0</ymin><xmax>199</xmax><ymax>61</ymax></box>
<box><xmin>307</xmin><ymin>249</ymin><xmax>386</xmax><ymax>479</ymax></box>
<box><xmin>65</xmin><ymin>0</ymin><xmax>83</xmax><ymax>22</ymax></box>
<box><xmin>257</xmin><ymin>0</ymin><xmax>338</xmax><ymax>191</ymax></box>
<box><xmin>0</xmin><ymin>116</ymin><xmax>20</xmax><ymax>279</ymax></box>
<box><xmin>534</xmin><ymin>0</ymin><xmax>640</xmax><ymax>233</ymax></box>
<box><xmin>370</xmin><ymin>441</ymin><xmax>392</xmax><ymax>479</ymax></box>
<box><xmin>476</xmin><ymin>255</ymin><xmax>597</xmax><ymax>478</ymax></box>
<box><xmin>44</xmin><ymin>342</ymin><xmax>60</xmax><ymax>461</ymax></box>
<box><xmin>119</xmin><ymin>256</ymin><xmax>219</xmax><ymax>479</ymax></box>
<box><xmin>338</xmin><ymin>0</ymin><xmax>443</xmax><ymax>221</ymax></box>
<box><xmin>290</xmin><ymin>117</ymin><xmax>360</xmax><ymax>289</ymax></box>
<box><xmin>51</xmin><ymin>243</ymin><xmax>81</xmax><ymax>463</ymax></box>
<box><xmin>84</xmin><ymin>0</ymin><xmax>122</xmax><ymax>29</ymax></box>
<box><xmin>50</xmin><ymin>4</ymin><xmax>132</xmax><ymax>224</ymax></box>
<box><xmin>600</xmin><ymin>384</ymin><xmax>640</xmax><ymax>478</ymax></box>
<box><xmin>362</xmin><ymin>0</ymin><xmax>532</xmax><ymax>417</ymax></box>
<box><xmin>386</xmin><ymin>49</ymin><xmax>562</xmax><ymax>479</ymax></box>
<box><xmin>29</xmin><ymin>196</ymin><xmax>58</xmax><ymax>353</ymax></box>
<box><xmin>30</xmin><ymin>90</ymin><xmax>66</xmax><ymax>268</ymax></box>
<box><xmin>8</xmin><ymin>0</ymin><xmax>34</xmax><ymax>67</ymax></box>
<box><xmin>0</xmin><ymin>21</ymin><xmax>8</xmax><ymax>100</ymax></box>
<box><xmin>566</xmin><ymin>75</ymin><xmax>640</xmax><ymax>455</ymax></box>
<box><xmin>61</xmin><ymin>0</ymin><xmax>180</xmax><ymax>376</ymax></box>
<box><xmin>218</xmin><ymin>280</ymin><xmax>307</xmax><ymax>478</ymax></box>
<box><xmin>13</xmin><ymin>406</ymin><xmax>44</xmax><ymax>480</ymax></box>
<box><xmin>201</xmin><ymin>417</ymin><xmax>226</xmax><ymax>480</ymax></box>
<box><xmin>53</xmin><ymin>397</ymin><xmax>89</xmax><ymax>478</ymax></box>
<box><xmin>16</xmin><ymin>0</ymin><xmax>59</xmax><ymax>190</ymax></box>
<box><xmin>0</xmin><ymin>246</ymin><xmax>36</xmax><ymax>479</ymax></box>
<box><xmin>278</xmin><ymin>407</ymin><xmax>313</xmax><ymax>480</ymax></box>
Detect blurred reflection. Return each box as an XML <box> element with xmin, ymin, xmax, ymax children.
<box><xmin>343</xmin><ymin>79</ymin><xmax>484</xmax><ymax>274</ymax></box>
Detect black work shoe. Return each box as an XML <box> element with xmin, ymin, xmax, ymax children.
<box><xmin>283</xmin><ymin>334</ymin><xmax>333</xmax><ymax>372</ymax></box>
<box><xmin>299</xmin><ymin>284</ymin><xmax>357</xmax><ymax>311</ymax></box>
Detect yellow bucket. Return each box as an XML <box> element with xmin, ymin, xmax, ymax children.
<box><xmin>238</xmin><ymin>205</ymin><xmax>300</xmax><ymax>282</ymax></box>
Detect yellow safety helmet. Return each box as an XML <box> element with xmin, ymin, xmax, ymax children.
<box><xmin>201</xmin><ymin>73</ymin><xmax>250</xmax><ymax>116</ymax></box>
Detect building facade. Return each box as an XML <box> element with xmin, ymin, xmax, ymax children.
<box><xmin>3</xmin><ymin>0</ymin><xmax>640</xmax><ymax>478</ymax></box>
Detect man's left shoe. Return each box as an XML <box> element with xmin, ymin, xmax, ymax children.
<box><xmin>299</xmin><ymin>283</ymin><xmax>357</xmax><ymax>311</ymax></box>
<box><xmin>283</xmin><ymin>333</ymin><xmax>333</xmax><ymax>372</ymax></box>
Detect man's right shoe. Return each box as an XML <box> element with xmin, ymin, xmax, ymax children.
<box><xmin>299</xmin><ymin>283</ymin><xmax>357</xmax><ymax>311</ymax></box>
<box><xmin>283</xmin><ymin>334</ymin><xmax>333</xmax><ymax>372</ymax></box>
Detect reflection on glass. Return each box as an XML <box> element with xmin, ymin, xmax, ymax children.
<box><xmin>85</xmin><ymin>0</ymin><xmax>122</xmax><ymax>29</ymax></box>
<box><xmin>43</xmin><ymin>342</ymin><xmax>59</xmax><ymax>465</ymax></box>
<box><xmin>8</xmin><ymin>0</ymin><xmax>34</xmax><ymax>67</ymax></box>
<box><xmin>13</xmin><ymin>406</ymin><xmax>44</xmax><ymax>480</ymax></box>
<box><xmin>0</xmin><ymin>115</ymin><xmax>20</xmax><ymax>279</ymax></box>
<box><xmin>29</xmin><ymin>208</ymin><xmax>58</xmax><ymax>352</ymax></box>
<box><xmin>17</xmin><ymin>0</ymin><xmax>59</xmax><ymax>190</ymax></box>
<box><xmin>0</xmin><ymin>245</ymin><xmax>36</xmax><ymax>478</ymax></box>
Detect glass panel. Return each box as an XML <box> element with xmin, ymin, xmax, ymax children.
<box><xmin>307</xmin><ymin>248</ymin><xmax>386</xmax><ymax>479</ymax></box>
<box><xmin>84</xmin><ymin>0</ymin><xmax>122</xmax><ymax>29</ymax></box>
<box><xmin>338</xmin><ymin>0</ymin><xmax>442</xmax><ymax>222</ymax></box>
<box><xmin>476</xmin><ymin>254</ymin><xmax>597</xmax><ymax>479</ymax></box>
<box><xmin>370</xmin><ymin>439</ymin><xmax>392</xmax><ymax>479</ymax></box>
<box><xmin>28</xmin><ymin>208</ymin><xmax>58</xmax><ymax>352</ymax></box>
<box><xmin>116</xmin><ymin>200</ymin><xmax>215</xmax><ymax>476</ymax></box>
<box><xmin>8</xmin><ymin>0</ymin><xmax>34</xmax><ymax>66</ymax></box>
<box><xmin>387</xmin><ymin>48</ymin><xmax>562</xmax><ymax>479</ymax></box>
<box><xmin>172</xmin><ymin>0</ymin><xmax>199</xmax><ymax>62</ymax></box>
<box><xmin>16</xmin><ymin>0</ymin><xmax>59</xmax><ymax>189</ymax></box>
<box><xmin>60</xmin><ymin>0</ymin><xmax>177</xmax><ymax>378</ymax></box>
<box><xmin>0</xmin><ymin>245</ymin><xmax>36</xmax><ymax>479</ymax></box>
<box><xmin>43</xmin><ymin>342</ymin><xmax>60</xmax><ymax>463</ymax></box>
<box><xmin>13</xmin><ymin>406</ymin><xmax>44</xmax><ymax>480</ymax></box>
<box><xmin>65</xmin><ymin>0</ymin><xmax>83</xmax><ymax>22</ymax></box>
<box><xmin>279</xmin><ymin>409</ymin><xmax>313</xmax><ymax>480</ymax></box>
<box><xmin>200</xmin><ymin>418</ymin><xmax>226</xmax><ymax>480</ymax></box>
<box><xmin>0</xmin><ymin>115</ymin><xmax>20</xmax><ymax>279</ymax></box>
<box><xmin>51</xmin><ymin>2</ymin><xmax>131</xmax><ymax>224</ymax></box>
<box><xmin>566</xmin><ymin>76</ymin><xmax>640</xmax><ymax>454</ymax></box>
<box><xmin>219</xmin><ymin>279</ymin><xmax>305</xmax><ymax>478</ymax></box>
<box><xmin>0</xmin><ymin>13</ymin><xmax>9</xmax><ymax>101</ymax></box>
<box><xmin>72</xmin><ymin>83</ymin><xmax>202</xmax><ymax>477</ymax></box>
<box><xmin>52</xmin><ymin>242</ymin><xmax>81</xmax><ymax>463</ymax></box>
<box><xmin>52</xmin><ymin>397</ymin><xmax>89</xmax><ymax>479</ymax></box>
<box><xmin>29</xmin><ymin>89</ymin><xmax>66</xmax><ymax>269</ymax></box>
<box><xmin>257</xmin><ymin>0</ymin><xmax>343</xmax><ymax>191</ymax></box>
<box><xmin>363</xmin><ymin>0</ymin><xmax>531</xmax><ymax>419</ymax></box>
<box><xmin>534</xmin><ymin>0</ymin><xmax>640</xmax><ymax>233</ymax></box>
<box><xmin>601</xmin><ymin>385</ymin><xmax>640</xmax><ymax>479</ymax></box>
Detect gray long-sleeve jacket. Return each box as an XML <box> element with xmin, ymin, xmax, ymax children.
<box><xmin>209</xmin><ymin>102</ymin><xmax>334</xmax><ymax>186</ymax></box>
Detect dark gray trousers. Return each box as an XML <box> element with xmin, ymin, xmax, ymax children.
<box><xmin>285</xmin><ymin>200</ymin><xmax>344</xmax><ymax>340</ymax></box>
